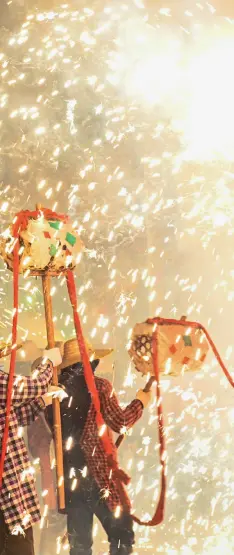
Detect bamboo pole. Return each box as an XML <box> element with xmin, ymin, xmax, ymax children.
<box><xmin>42</xmin><ymin>273</ymin><xmax>65</xmax><ymax>509</ymax></box>
<box><xmin>36</xmin><ymin>203</ymin><xmax>65</xmax><ymax>509</ymax></box>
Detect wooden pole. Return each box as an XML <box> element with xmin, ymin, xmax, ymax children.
<box><xmin>36</xmin><ymin>199</ymin><xmax>65</xmax><ymax>508</ymax></box>
<box><xmin>42</xmin><ymin>273</ymin><xmax>65</xmax><ymax>509</ymax></box>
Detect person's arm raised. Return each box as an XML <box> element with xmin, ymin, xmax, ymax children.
<box><xmin>99</xmin><ymin>379</ymin><xmax>148</xmax><ymax>434</ymax></box>
<box><xmin>0</xmin><ymin>347</ymin><xmax>62</xmax><ymax>408</ymax></box>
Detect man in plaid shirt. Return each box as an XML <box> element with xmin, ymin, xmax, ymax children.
<box><xmin>46</xmin><ymin>338</ymin><xmax>151</xmax><ymax>555</ymax></box>
<box><xmin>0</xmin><ymin>344</ymin><xmax>63</xmax><ymax>555</ymax></box>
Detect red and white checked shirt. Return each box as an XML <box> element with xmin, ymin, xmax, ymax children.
<box><xmin>80</xmin><ymin>378</ymin><xmax>143</xmax><ymax>512</ymax></box>
<box><xmin>0</xmin><ymin>362</ymin><xmax>53</xmax><ymax>533</ymax></box>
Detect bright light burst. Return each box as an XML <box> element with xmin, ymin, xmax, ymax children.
<box><xmin>1</xmin><ymin>0</ymin><xmax>234</xmax><ymax>554</ymax></box>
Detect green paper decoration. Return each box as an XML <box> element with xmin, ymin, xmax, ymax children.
<box><xmin>183</xmin><ymin>335</ymin><xmax>192</xmax><ymax>347</ymax></box>
<box><xmin>49</xmin><ymin>244</ymin><xmax>57</xmax><ymax>257</ymax></box>
<box><xmin>49</xmin><ymin>220</ymin><xmax>62</xmax><ymax>231</ymax></box>
<box><xmin>65</xmin><ymin>232</ymin><xmax>76</xmax><ymax>247</ymax></box>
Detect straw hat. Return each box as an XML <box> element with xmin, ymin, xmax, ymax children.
<box><xmin>0</xmin><ymin>342</ymin><xmax>22</xmax><ymax>360</ymax></box>
<box><xmin>59</xmin><ymin>338</ymin><xmax>113</xmax><ymax>371</ymax></box>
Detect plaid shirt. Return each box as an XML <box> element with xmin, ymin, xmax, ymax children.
<box><xmin>0</xmin><ymin>362</ymin><xmax>53</xmax><ymax>533</ymax></box>
<box><xmin>80</xmin><ymin>378</ymin><xmax>143</xmax><ymax>513</ymax></box>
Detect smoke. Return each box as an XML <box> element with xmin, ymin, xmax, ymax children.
<box><xmin>115</xmin><ymin>15</ymin><xmax>234</xmax><ymax>161</ymax></box>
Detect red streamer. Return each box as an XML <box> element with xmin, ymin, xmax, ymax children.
<box><xmin>0</xmin><ymin>208</ymin><xmax>67</xmax><ymax>488</ymax></box>
<box><xmin>133</xmin><ymin>316</ymin><xmax>234</xmax><ymax>527</ymax></box>
<box><xmin>132</xmin><ymin>322</ymin><xmax>166</xmax><ymax>526</ymax></box>
<box><xmin>0</xmin><ymin>236</ymin><xmax>19</xmax><ymax>488</ymax></box>
<box><xmin>66</xmin><ymin>269</ymin><xmax>131</xmax><ymax>507</ymax></box>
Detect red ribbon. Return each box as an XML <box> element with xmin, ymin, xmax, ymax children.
<box><xmin>132</xmin><ymin>322</ymin><xmax>166</xmax><ymax>526</ymax></box>
<box><xmin>0</xmin><ymin>236</ymin><xmax>19</xmax><ymax>487</ymax></box>
<box><xmin>132</xmin><ymin>316</ymin><xmax>234</xmax><ymax>527</ymax></box>
<box><xmin>66</xmin><ymin>270</ymin><xmax>131</xmax><ymax>503</ymax></box>
<box><xmin>0</xmin><ymin>208</ymin><xmax>67</xmax><ymax>489</ymax></box>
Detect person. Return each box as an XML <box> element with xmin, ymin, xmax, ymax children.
<box><xmin>28</xmin><ymin>348</ymin><xmax>67</xmax><ymax>555</ymax></box>
<box><xmin>46</xmin><ymin>338</ymin><xmax>152</xmax><ymax>555</ymax></box>
<box><xmin>0</xmin><ymin>341</ymin><xmax>63</xmax><ymax>555</ymax></box>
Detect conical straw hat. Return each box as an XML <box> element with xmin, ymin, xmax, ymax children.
<box><xmin>59</xmin><ymin>337</ymin><xmax>113</xmax><ymax>371</ymax></box>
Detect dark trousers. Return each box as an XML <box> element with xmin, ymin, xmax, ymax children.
<box><xmin>67</xmin><ymin>483</ymin><xmax>134</xmax><ymax>555</ymax></box>
<box><xmin>0</xmin><ymin>511</ymin><xmax>34</xmax><ymax>555</ymax></box>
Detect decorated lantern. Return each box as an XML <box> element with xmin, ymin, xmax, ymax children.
<box><xmin>0</xmin><ymin>210</ymin><xmax>83</xmax><ymax>274</ymax></box>
<box><xmin>0</xmin><ymin>206</ymin><xmax>85</xmax><ymax>509</ymax></box>
<box><xmin>128</xmin><ymin>318</ymin><xmax>209</xmax><ymax>377</ymax></box>
<box><xmin>125</xmin><ymin>316</ymin><xmax>234</xmax><ymax>528</ymax></box>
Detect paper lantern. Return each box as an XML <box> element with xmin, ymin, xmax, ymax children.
<box><xmin>128</xmin><ymin>319</ymin><xmax>209</xmax><ymax>377</ymax></box>
<box><xmin>0</xmin><ymin>213</ymin><xmax>84</xmax><ymax>274</ymax></box>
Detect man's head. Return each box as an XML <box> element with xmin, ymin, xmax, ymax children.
<box><xmin>67</xmin><ymin>358</ymin><xmax>100</xmax><ymax>373</ymax></box>
<box><xmin>59</xmin><ymin>338</ymin><xmax>113</xmax><ymax>373</ymax></box>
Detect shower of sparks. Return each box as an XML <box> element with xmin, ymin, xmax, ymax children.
<box><xmin>1</xmin><ymin>0</ymin><xmax>234</xmax><ymax>553</ymax></box>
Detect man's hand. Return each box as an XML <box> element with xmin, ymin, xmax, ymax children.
<box><xmin>42</xmin><ymin>347</ymin><xmax>62</xmax><ymax>367</ymax></box>
<box><xmin>42</xmin><ymin>385</ymin><xmax>68</xmax><ymax>406</ymax></box>
<box><xmin>136</xmin><ymin>389</ymin><xmax>152</xmax><ymax>408</ymax></box>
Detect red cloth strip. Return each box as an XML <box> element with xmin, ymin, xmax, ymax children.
<box><xmin>0</xmin><ymin>235</ymin><xmax>19</xmax><ymax>487</ymax></box>
<box><xmin>133</xmin><ymin>316</ymin><xmax>234</xmax><ymax>527</ymax></box>
<box><xmin>66</xmin><ymin>270</ymin><xmax>130</xmax><ymax>497</ymax></box>
<box><xmin>132</xmin><ymin>322</ymin><xmax>166</xmax><ymax>526</ymax></box>
<box><xmin>0</xmin><ymin>208</ymin><xmax>68</xmax><ymax>488</ymax></box>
